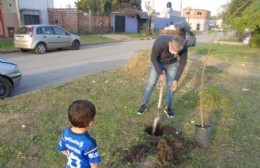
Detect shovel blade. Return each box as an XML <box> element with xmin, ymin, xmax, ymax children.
<box><xmin>152</xmin><ymin>117</ymin><xmax>160</xmax><ymax>135</ymax></box>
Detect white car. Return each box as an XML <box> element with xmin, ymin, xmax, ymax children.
<box><xmin>0</xmin><ymin>57</ymin><xmax>22</xmax><ymax>99</ymax></box>
<box><xmin>14</xmin><ymin>24</ymin><xmax>80</xmax><ymax>54</ymax></box>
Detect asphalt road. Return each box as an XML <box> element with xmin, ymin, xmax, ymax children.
<box><xmin>4</xmin><ymin>32</ymin><xmax>221</xmax><ymax>97</ymax></box>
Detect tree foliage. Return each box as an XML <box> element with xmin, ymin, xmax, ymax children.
<box><xmin>223</xmin><ymin>0</ymin><xmax>259</xmax><ymax>32</ymax></box>
<box><xmin>222</xmin><ymin>0</ymin><xmax>260</xmax><ymax>46</ymax></box>
<box><xmin>75</xmin><ymin>0</ymin><xmax>141</xmax><ymax>15</ymax></box>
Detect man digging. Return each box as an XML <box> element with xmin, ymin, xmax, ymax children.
<box><xmin>137</xmin><ymin>23</ymin><xmax>189</xmax><ymax>118</ymax></box>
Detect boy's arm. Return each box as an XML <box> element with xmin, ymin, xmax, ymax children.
<box><xmin>90</xmin><ymin>163</ymin><xmax>99</xmax><ymax>168</ymax></box>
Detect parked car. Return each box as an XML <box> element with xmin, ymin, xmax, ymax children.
<box><xmin>14</xmin><ymin>24</ymin><xmax>80</xmax><ymax>54</ymax></box>
<box><xmin>186</xmin><ymin>30</ymin><xmax>196</xmax><ymax>47</ymax></box>
<box><xmin>0</xmin><ymin>56</ymin><xmax>22</xmax><ymax>99</ymax></box>
<box><xmin>162</xmin><ymin>23</ymin><xmax>196</xmax><ymax>47</ymax></box>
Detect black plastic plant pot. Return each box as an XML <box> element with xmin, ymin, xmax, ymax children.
<box><xmin>195</xmin><ymin>124</ymin><xmax>212</xmax><ymax>148</ymax></box>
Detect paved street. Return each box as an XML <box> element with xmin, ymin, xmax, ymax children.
<box><xmin>3</xmin><ymin>32</ymin><xmax>220</xmax><ymax>97</ymax></box>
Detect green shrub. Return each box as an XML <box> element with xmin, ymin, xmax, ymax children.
<box><xmin>250</xmin><ymin>33</ymin><xmax>260</xmax><ymax>48</ymax></box>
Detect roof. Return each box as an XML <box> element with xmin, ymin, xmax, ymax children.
<box><xmin>137</xmin><ymin>11</ymin><xmax>150</xmax><ymax>20</ymax></box>
<box><xmin>111</xmin><ymin>10</ymin><xmax>150</xmax><ymax>20</ymax></box>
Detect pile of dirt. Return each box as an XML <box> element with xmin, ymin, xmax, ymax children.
<box><xmin>120</xmin><ymin>125</ymin><xmax>194</xmax><ymax>167</ymax></box>
<box><xmin>122</xmin><ymin>49</ymin><xmax>151</xmax><ymax>79</ymax></box>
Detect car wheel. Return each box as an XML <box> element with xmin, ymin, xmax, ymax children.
<box><xmin>72</xmin><ymin>40</ymin><xmax>80</xmax><ymax>50</ymax></box>
<box><xmin>0</xmin><ymin>76</ymin><xmax>12</xmax><ymax>99</ymax></box>
<box><xmin>35</xmin><ymin>43</ymin><xmax>47</xmax><ymax>54</ymax></box>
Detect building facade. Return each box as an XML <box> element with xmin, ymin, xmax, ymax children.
<box><xmin>0</xmin><ymin>0</ymin><xmax>19</xmax><ymax>37</ymax></box>
<box><xmin>181</xmin><ymin>8</ymin><xmax>210</xmax><ymax>31</ymax></box>
<box><xmin>111</xmin><ymin>11</ymin><xmax>150</xmax><ymax>33</ymax></box>
<box><xmin>153</xmin><ymin>2</ymin><xmax>185</xmax><ymax>33</ymax></box>
<box><xmin>0</xmin><ymin>0</ymin><xmax>53</xmax><ymax>38</ymax></box>
<box><xmin>18</xmin><ymin>0</ymin><xmax>54</xmax><ymax>25</ymax></box>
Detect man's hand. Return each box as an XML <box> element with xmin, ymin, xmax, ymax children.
<box><xmin>171</xmin><ymin>80</ymin><xmax>178</xmax><ymax>91</ymax></box>
<box><xmin>158</xmin><ymin>74</ymin><xmax>165</xmax><ymax>83</ymax></box>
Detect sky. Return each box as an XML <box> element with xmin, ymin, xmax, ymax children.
<box><xmin>141</xmin><ymin>0</ymin><xmax>230</xmax><ymax>16</ymax></box>
<box><xmin>54</xmin><ymin>0</ymin><xmax>230</xmax><ymax>16</ymax></box>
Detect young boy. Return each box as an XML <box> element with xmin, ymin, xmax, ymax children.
<box><xmin>58</xmin><ymin>100</ymin><xmax>101</xmax><ymax>168</ymax></box>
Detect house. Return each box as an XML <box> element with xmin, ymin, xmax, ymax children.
<box><xmin>16</xmin><ymin>0</ymin><xmax>54</xmax><ymax>25</ymax></box>
<box><xmin>111</xmin><ymin>9</ymin><xmax>150</xmax><ymax>33</ymax></box>
<box><xmin>0</xmin><ymin>0</ymin><xmax>19</xmax><ymax>37</ymax></box>
<box><xmin>0</xmin><ymin>0</ymin><xmax>53</xmax><ymax>38</ymax></box>
<box><xmin>153</xmin><ymin>2</ymin><xmax>185</xmax><ymax>33</ymax></box>
<box><xmin>181</xmin><ymin>8</ymin><xmax>211</xmax><ymax>31</ymax></box>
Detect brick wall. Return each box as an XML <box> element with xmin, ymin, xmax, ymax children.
<box><xmin>48</xmin><ymin>8</ymin><xmax>111</xmax><ymax>34</ymax></box>
<box><xmin>48</xmin><ymin>8</ymin><xmax>79</xmax><ymax>33</ymax></box>
<box><xmin>78</xmin><ymin>13</ymin><xmax>110</xmax><ymax>34</ymax></box>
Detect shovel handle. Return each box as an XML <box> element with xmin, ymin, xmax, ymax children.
<box><xmin>158</xmin><ymin>83</ymin><xmax>165</xmax><ymax>108</ymax></box>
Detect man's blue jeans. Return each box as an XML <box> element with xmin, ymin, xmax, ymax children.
<box><xmin>142</xmin><ymin>62</ymin><xmax>178</xmax><ymax>108</ymax></box>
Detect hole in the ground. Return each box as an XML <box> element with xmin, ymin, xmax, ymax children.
<box><xmin>116</xmin><ymin>125</ymin><xmax>194</xmax><ymax>167</ymax></box>
<box><xmin>145</xmin><ymin>124</ymin><xmax>164</xmax><ymax>136</ymax></box>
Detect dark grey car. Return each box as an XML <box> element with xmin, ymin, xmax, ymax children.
<box><xmin>186</xmin><ymin>31</ymin><xmax>196</xmax><ymax>47</ymax></box>
<box><xmin>0</xmin><ymin>57</ymin><xmax>22</xmax><ymax>99</ymax></box>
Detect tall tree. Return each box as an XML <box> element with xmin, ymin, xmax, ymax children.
<box><xmin>76</xmin><ymin>0</ymin><xmax>141</xmax><ymax>15</ymax></box>
<box><xmin>222</xmin><ymin>0</ymin><xmax>259</xmax><ymax>41</ymax></box>
<box><xmin>75</xmin><ymin>0</ymin><xmax>112</xmax><ymax>15</ymax></box>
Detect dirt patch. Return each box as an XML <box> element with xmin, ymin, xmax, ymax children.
<box><xmin>189</xmin><ymin>53</ymin><xmax>259</xmax><ymax>78</ymax></box>
<box><xmin>119</xmin><ymin>125</ymin><xmax>194</xmax><ymax>167</ymax></box>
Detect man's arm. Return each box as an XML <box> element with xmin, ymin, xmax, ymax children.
<box><xmin>174</xmin><ymin>44</ymin><xmax>188</xmax><ymax>81</ymax></box>
<box><xmin>151</xmin><ymin>40</ymin><xmax>163</xmax><ymax>76</ymax></box>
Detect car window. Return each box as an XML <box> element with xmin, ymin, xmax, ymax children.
<box><xmin>36</xmin><ymin>27</ymin><xmax>43</xmax><ymax>34</ymax></box>
<box><xmin>53</xmin><ymin>27</ymin><xmax>66</xmax><ymax>35</ymax></box>
<box><xmin>16</xmin><ymin>27</ymin><xmax>30</xmax><ymax>34</ymax></box>
<box><xmin>41</xmin><ymin>26</ymin><xmax>55</xmax><ymax>35</ymax></box>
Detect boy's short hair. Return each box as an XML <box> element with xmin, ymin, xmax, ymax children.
<box><xmin>68</xmin><ymin>100</ymin><xmax>96</xmax><ymax>128</ymax></box>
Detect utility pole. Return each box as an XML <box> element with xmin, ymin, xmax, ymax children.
<box><xmin>15</xmin><ymin>0</ymin><xmax>22</xmax><ymax>25</ymax></box>
<box><xmin>180</xmin><ymin>0</ymin><xmax>182</xmax><ymax>16</ymax></box>
<box><xmin>88</xmin><ymin>9</ymin><xmax>92</xmax><ymax>33</ymax></box>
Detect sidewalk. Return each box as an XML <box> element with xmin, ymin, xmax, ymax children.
<box><xmin>213</xmin><ymin>40</ymin><xmax>247</xmax><ymax>46</ymax></box>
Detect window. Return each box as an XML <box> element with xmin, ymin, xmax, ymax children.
<box><xmin>16</xmin><ymin>27</ymin><xmax>30</xmax><ymax>34</ymax></box>
<box><xmin>197</xmin><ymin>12</ymin><xmax>202</xmax><ymax>15</ymax></box>
<box><xmin>36</xmin><ymin>27</ymin><xmax>43</xmax><ymax>34</ymax></box>
<box><xmin>53</xmin><ymin>27</ymin><xmax>66</xmax><ymax>35</ymax></box>
<box><xmin>24</xmin><ymin>14</ymin><xmax>40</xmax><ymax>25</ymax></box>
<box><xmin>41</xmin><ymin>26</ymin><xmax>54</xmax><ymax>35</ymax></box>
<box><xmin>7</xmin><ymin>27</ymin><xmax>14</xmax><ymax>37</ymax></box>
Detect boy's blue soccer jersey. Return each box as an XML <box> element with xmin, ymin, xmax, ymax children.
<box><xmin>58</xmin><ymin>127</ymin><xmax>101</xmax><ymax>168</ymax></box>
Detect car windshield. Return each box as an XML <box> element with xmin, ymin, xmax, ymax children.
<box><xmin>16</xmin><ymin>27</ymin><xmax>30</xmax><ymax>34</ymax></box>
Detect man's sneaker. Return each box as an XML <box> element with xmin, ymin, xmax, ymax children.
<box><xmin>164</xmin><ymin>107</ymin><xmax>174</xmax><ymax>118</ymax></box>
<box><xmin>137</xmin><ymin>104</ymin><xmax>147</xmax><ymax>115</ymax></box>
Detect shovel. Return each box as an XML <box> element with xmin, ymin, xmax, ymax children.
<box><xmin>152</xmin><ymin>82</ymin><xmax>165</xmax><ymax>135</ymax></box>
